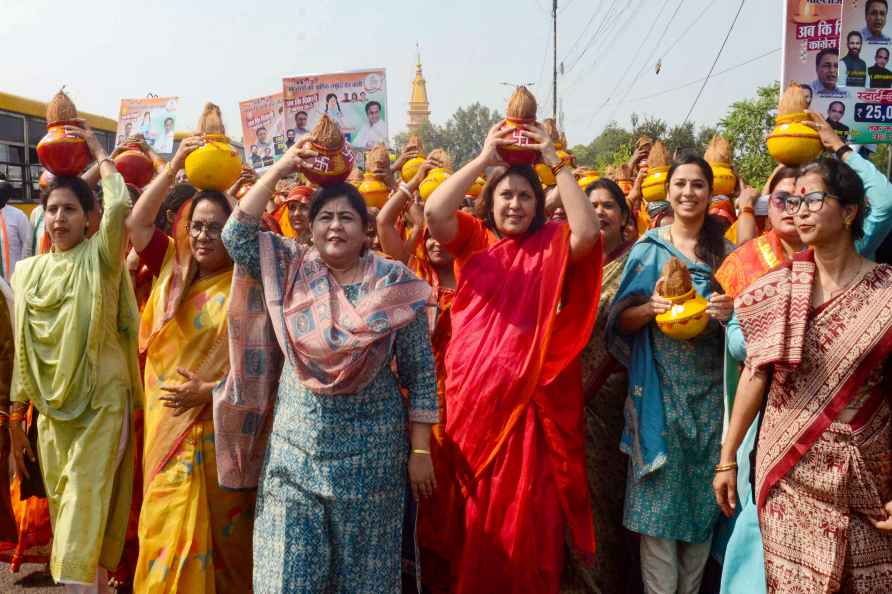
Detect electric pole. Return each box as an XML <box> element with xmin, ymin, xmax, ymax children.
<box><xmin>552</xmin><ymin>0</ymin><xmax>558</xmax><ymax>119</ymax></box>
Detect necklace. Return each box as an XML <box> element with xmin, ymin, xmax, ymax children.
<box><xmin>825</xmin><ymin>257</ymin><xmax>866</xmax><ymax>298</ymax></box>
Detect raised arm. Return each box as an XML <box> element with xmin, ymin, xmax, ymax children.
<box><xmin>733</xmin><ymin>183</ymin><xmax>759</xmax><ymax>246</ymax></box>
<box><xmin>523</xmin><ymin>123</ymin><xmax>599</xmax><ymax>261</ymax></box>
<box><xmin>425</xmin><ymin>122</ymin><xmax>513</xmax><ymax>245</ymax></box>
<box><xmin>126</xmin><ymin>136</ymin><xmax>202</xmax><ymax>252</ymax></box>
<box><xmin>237</xmin><ymin>143</ymin><xmax>317</xmax><ymax>219</ymax></box>
<box><xmin>377</xmin><ymin>159</ymin><xmax>434</xmax><ymax>262</ymax></box>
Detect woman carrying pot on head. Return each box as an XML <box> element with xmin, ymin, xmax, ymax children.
<box><xmin>216</xmin><ymin>141</ymin><xmax>438</xmax><ymax>593</ymax></box>
<box><xmin>125</xmin><ymin>135</ymin><xmax>255</xmax><ymax>593</ymax></box>
<box><xmin>424</xmin><ymin>121</ymin><xmax>601</xmax><ymax>594</ymax></box>
<box><xmin>606</xmin><ymin>153</ymin><xmax>734</xmax><ymax>594</ymax></box>
<box><xmin>10</xmin><ymin>124</ymin><xmax>141</xmax><ymax>592</ymax></box>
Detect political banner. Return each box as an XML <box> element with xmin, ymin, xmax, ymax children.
<box><xmin>239</xmin><ymin>93</ymin><xmax>286</xmax><ymax>171</ymax></box>
<box><xmin>282</xmin><ymin>69</ymin><xmax>388</xmax><ymax>151</ymax></box>
<box><xmin>781</xmin><ymin>1</ymin><xmax>845</xmax><ymax>131</ymax></box>
<box><xmin>116</xmin><ymin>96</ymin><xmax>179</xmax><ymax>154</ymax></box>
<box><xmin>839</xmin><ymin>0</ymin><xmax>892</xmax><ymax>143</ymax></box>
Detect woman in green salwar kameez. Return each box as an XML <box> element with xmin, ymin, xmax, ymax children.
<box><xmin>9</xmin><ymin>124</ymin><xmax>141</xmax><ymax>592</ymax></box>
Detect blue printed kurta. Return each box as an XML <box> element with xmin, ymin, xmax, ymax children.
<box><xmin>222</xmin><ymin>215</ymin><xmax>438</xmax><ymax>594</ymax></box>
<box><xmin>607</xmin><ymin>227</ymin><xmax>729</xmax><ymax>544</ymax></box>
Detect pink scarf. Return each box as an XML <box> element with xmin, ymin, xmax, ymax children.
<box><xmin>215</xmin><ymin>215</ymin><xmax>431</xmax><ymax>488</ymax></box>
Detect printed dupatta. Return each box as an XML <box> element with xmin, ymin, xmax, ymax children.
<box><xmin>735</xmin><ymin>253</ymin><xmax>892</xmax><ymax>508</ymax></box>
<box><xmin>214</xmin><ymin>214</ymin><xmax>431</xmax><ymax>489</ymax></box>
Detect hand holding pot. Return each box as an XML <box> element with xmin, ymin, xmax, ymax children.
<box><xmin>277</xmin><ymin>142</ymin><xmax>320</xmax><ymax>177</ymax></box>
<box><xmin>171</xmin><ymin>135</ymin><xmax>205</xmax><ymax>172</ymax></box>
<box><xmin>517</xmin><ymin>123</ymin><xmax>560</xmax><ymax>167</ymax></box>
<box><xmin>478</xmin><ymin>121</ymin><xmax>513</xmax><ymax>168</ymax></box>
<box><xmin>63</xmin><ymin>123</ymin><xmax>107</xmax><ymax>161</ymax></box>
<box><xmin>650</xmin><ymin>279</ymin><xmax>673</xmax><ymax>316</ymax></box>
<box><xmin>804</xmin><ymin>111</ymin><xmax>846</xmax><ymax>153</ymax></box>
<box><xmin>707</xmin><ymin>293</ymin><xmax>733</xmax><ymax>322</ymax></box>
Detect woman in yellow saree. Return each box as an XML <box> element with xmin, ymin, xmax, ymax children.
<box><xmin>127</xmin><ymin>136</ymin><xmax>254</xmax><ymax>593</ymax></box>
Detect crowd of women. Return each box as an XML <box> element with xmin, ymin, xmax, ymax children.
<box><xmin>0</xmin><ymin>82</ymin><xmax>891</xmax><ymax>594</ymax></box>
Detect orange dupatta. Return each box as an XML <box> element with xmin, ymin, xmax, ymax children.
<box><xmin>715</xmin><ymin>229</ymin><xmax>786</xmax><ymax>298</ymax></box>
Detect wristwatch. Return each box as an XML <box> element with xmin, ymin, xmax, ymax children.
<box><xmin>835</xmin><ymin>145</ymin><xmax>853</xmax><ymax>160</ymax></box>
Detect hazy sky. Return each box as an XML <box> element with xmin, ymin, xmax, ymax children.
<box><xmin>2</xmin><ymin>0</ymin><xmax>782</xmax><ymax>146</ymax></box>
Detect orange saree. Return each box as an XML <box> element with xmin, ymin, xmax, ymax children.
<box><xmin>715</xmin><ymin>229</ymin><xmax>786</xmax><ymax>298</ymax></box>
<box><xmin>444</xmin><ymin>214</ymin><xmax>602</xmax><ymax>594</ymax></box>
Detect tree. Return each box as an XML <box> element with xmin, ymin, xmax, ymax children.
<box><xmin>393</xmin><ymin>103</ymin><xmax>502</xmax><ymax>168</ymax></box>
<box><xmin>718</xmin><ymin>82</ymin><xmax>779</xmax><ymax>189</ymax></box>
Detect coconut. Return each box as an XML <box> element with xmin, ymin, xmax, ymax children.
<box><xmin>636</xmin><ymin>136</ymin><xmax>653</xmax><ymax>151</ymax></box>
<box><xmin>46</xmin><ymin>88</ymin><xmax>78</xmax><ymax>123</ymax></box>
<box><xmin>543</xmin><ymin>118</ymin><xmax>560</xmax><ymax>143</ymax></box>
<box><xmin>648</xmin><ymin>141</ymin><xmax>669</xmax><ymax>168</ymax></box>
<box><xmin>507</xmin><ymin>86</ymin><xmax>537</xmax><ymax>121</ymax></box>
<box><xmin>405</xmin><ymin>134</ymin><xmax>424</xmax><ymax>154</ymax></box>
<box><xmin>196</xmin><ymin>102</ymin><xmax>226</xmax><ymax>135</ymax></box>
<box><xmin>704</xmin><ymin>135</ymin><xmax>733</xmax><ymax>165</ymax></box>
<box><xmin>660</xmin><ymin>257</ymin><xmax>693</xmax><ymax>297</ymax></box>
<box><xmin>366</xmin><ymin>144</ymin><xmax>391</xmax><ymax>179</ymax></box>
<box><xmin>778</xmin><ymin>83</ymin><xmax>809</xmax><ymax>116</ymax></box>
<box><xmin>309</xmin><ymin>114</ymin><xmax>344</xmax><ymax>150</ymax></box>
<box><xmin>427</xmin><ymin>148</ymin><xmax>453</xmax><ymax>172</ymax></box>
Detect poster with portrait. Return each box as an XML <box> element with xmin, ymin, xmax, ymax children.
<box><xmin>116</xmin><ymin>97</ymin><xmax>179</xmax><ymax>154</ymax></box>
<box><xmin>781</xmin><ymin>1</ymin><xmax>845</xmax><ymax>132</ymax></box>
<box><xmin>282</xmin><ymin>69</ymin><xmax>388</xmax><ymax>152</ymax></box>
<box><xmin>239</xmin><ymin>93</ymin><xmax>286</xmax><ymax>172</ymax></box>
<box><xmin>839</xmin><ymin>0</ymin><xmax>892</xmax><ymax>143</ymax></box>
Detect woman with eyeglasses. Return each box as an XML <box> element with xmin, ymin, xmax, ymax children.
<box><xmin>606</xmin><ymin>153</ymin><xmax>734</xmax><ymax>594</ymax></box>
<box><xmin>715</xmin><ymin>154</ymin><xmax>892</xmax><ymax>593</ymax></box>
<box><xmin>715</xmin><ymin>113</ymin><xmax>892</xmax><ymax>594</ymax></box>
<box><xmin>125</xmin><ymin>136</ymin><xmax>255</xmax><ymax>593</ymax></box>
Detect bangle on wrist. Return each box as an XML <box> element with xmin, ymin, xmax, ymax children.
<box><xmin>741</xmin><ymin>206</ymin><xmax>755</xmax><ymax>216</ymax></box>
<box><xmin>411</xmin><ymin>449</ymin><xmax>431</xmax><ymax>456</ymax></box>
<box><xmin>715</xmin><ymin>461</ymin><xmax>738</xmax><ymax>473</ymax></box>
<box><xmin>97</xmin><ymin>157</ymin><xmax>114</xmax><ymax>169</ymax></box>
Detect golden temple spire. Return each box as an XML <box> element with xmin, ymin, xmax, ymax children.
<box><xmin>408</xmin><ymin>44</ymin><xmax>431</xmax><ymax>131</ymax></box>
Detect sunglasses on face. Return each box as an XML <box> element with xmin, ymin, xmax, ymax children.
<box><xmin>770</xmin><ymin>191</ymin><xmax>834</xmax><ymax>215</ymax></box>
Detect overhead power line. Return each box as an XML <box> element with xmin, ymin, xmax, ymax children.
<box><xmin>683</xmin><ymin>0</ymin><xmax>747</xmax><ymax>124</ymax></box>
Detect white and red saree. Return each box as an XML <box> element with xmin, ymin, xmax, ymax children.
<box><xmin>736</xmin><ymin>251</ymin><xmax>892</xmax><ymax>593</ymax></box>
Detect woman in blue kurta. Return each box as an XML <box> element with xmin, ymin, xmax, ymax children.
<box><xmin>215</xmin><ymin>139</ymin><xmax>438</xmax><ymax>593</ymax></box>
<box><xmin>607</xmin><ymin>153</ymin><xmax>734</xmax><ymax>594</ymax></box>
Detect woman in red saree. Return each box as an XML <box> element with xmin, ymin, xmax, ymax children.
<box><xmin>716</xmin><ymin>157</ymin><xmax>892</xmax><ymax>593</ymax></box>
<box><xmin>425</xmin><ymin>121</ymin><xmax>602</xmax><ymax>594</ymax></box>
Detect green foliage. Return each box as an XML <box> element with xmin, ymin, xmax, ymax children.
<box><xmin>393</xmin><ymin>103</ymin><xmax>502</xmax><ymax>168</ymax></box>
<box><xmin>717</xmin><ymin>82</ymin><xmax>780</xmax><ymax>189</ymax></box>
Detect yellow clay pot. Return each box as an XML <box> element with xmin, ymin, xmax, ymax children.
<box><xmin>535</xmin><ymin>163</ymin><xmax>556</xmax><ymax>187</ymax></box>
<box><xmin>655</xmin><ymin>288</ymin><xmax>709</xmax><ymax>340</ymax></box>
<box><xmin>766</xmin><ymin>112</ymin><xmax>822</xmax><ymax>166</ymax></box>
<box><xmin>185</xmin><ymin>134</ymin><xmax>242</xmax><ymax>191</ymax></box>
<box><xmin>641</xmin><ymin>165</ymin><xmax>670</xmax><ymax>202</ymax></box>
<box><xmin>401</xmin><ymin>155</ymin><xmax>426</xmax><ymax>182</ymax></box>
<box><xmin>467</xmin><ymin>176</ymin><xmax>485</xmax><ymax>198</ymax></box>
<box><xmin>709</xmin><ymin>162</ymin><xmax>737</xmax><ymax>196</ymax></box>
<box><xmin>419</xmin><ymin>167</ymin><xmax>451</xmax><ymax>201</ymax></box>
<box><xmin>577</xmin><ymin>171</ymin><xmax>600</xmax><ymax>190</ymax></box>
<box><xmin>358</xmin><ymin>173</ymin><xmax>390</xmax><ymax>209</ymax></box>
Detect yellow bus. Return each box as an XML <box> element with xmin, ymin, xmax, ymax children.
<box><xmin>0</xmin><ymin>91</ymin><xmax>117</xmax><ymax>209</ymax></box>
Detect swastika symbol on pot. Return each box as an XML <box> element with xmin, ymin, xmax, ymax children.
<box><xmin>313</xmin><ymin>156</ymin><xmax>330</xmax><ymax>171</ymax></box>
<box><xmin>512</xmin><ymin>129</ymin><xmax>529</xmax><ymax>146</ymax></box>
